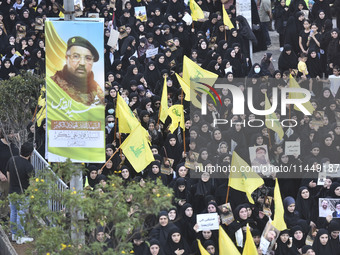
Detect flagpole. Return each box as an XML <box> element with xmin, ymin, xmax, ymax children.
<box><xmin>113</xmin><ymin>117</ymin><xmax>117</xmax><ymax>142</ymax></box>
<box><xmin>157</xmin><ymin>106</ymin><xmax>161</xmax><ymax>126</ymax></box>
<box><xmin>181</xmin><ymin>89</ymin><xmax>186</xmax><ymax>153</ymax></box>
<box><xmin>226</xmin><ymin>184</ymin><xmax>230</xmax><ymax>203</ymax></box>
<box><xmin>119</xmin><ymin>133</ymin><xmax>122</xmax><ymax>160</ymax></box>
<box><xmin>268</xmin><ymin>128</ymin><xmax>272</xmax><ymax>149</ymax></box>
<box><xmin>157</xmin><ymin>74</ymin><xmax>167</xmax><ymax>126</ymax></box>
<box><xmin>100</xmin><ymin>146</ymin><xmax>120</xmax><ymax>171</ymax></box>
<box><xmin>31</xmin><ymin>104</ymin><xmax>38</xmax><ymax>121</ymax></box>
<box><xmin>289</xmin><ymin>72</ymin><xmax>292</xmax><ymax>120</ymax></box>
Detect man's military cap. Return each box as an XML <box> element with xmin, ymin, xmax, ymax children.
<box><xmin>67</xmin><ymin>36</ymin><xmax>99</xmax><ymax>62</ymax></box>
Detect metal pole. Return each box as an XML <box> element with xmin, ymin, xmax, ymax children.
<box><xmin>64</xmin><ymin>0</ymin><xmax>84</xmax><ymax>245</ymax></box>
<box><xmin>249</xmin><ymin>41</ymin><xmax>253</xmax><ymax>65</ymax></box>
<box><xmin>70</xmin><ymin>169</ymin><xmax>85</xmax><ymax>244</ymax></box>
<box><xmin>64</xmin><ymin>0</ymin><xmax>75</xmax><ymax>21</ymax></box>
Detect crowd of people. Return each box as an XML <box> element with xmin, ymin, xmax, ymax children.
<box><xmin>0</xmin><ymin>0</ymin><xmax>340</xmax><ymax>253</ymax></box>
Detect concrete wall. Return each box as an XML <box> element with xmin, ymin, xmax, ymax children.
<box><xmin>0</xmin><ymin>225</ymin><xmax>18</xmax><ymax>255</ymax></box>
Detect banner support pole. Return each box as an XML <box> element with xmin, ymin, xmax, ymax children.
<box><xmin>64</xmin><ymin>0</ymin><xmax>84</xmax><ymax>245</ymax></box>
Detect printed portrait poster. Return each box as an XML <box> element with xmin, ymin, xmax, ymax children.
<box><xmin>134</xmin><ymin>6</ymin><xmax>147</xmax><ymax>22</ymax></box>
<box><xmin>259</xmin><ymin>222</ymin><xmax>280</xmax><ymax>254</ymax></box>
<box><xmin>45</xmin><ymin>19</ymin><xmax>105</xmax><ymax>163</ymax></box>
<box><xmin>249</xmin><ymin>145</ymin><xmax>270</xmax><ymax>167</ymax></box>
<box><xmin>318</xmin><ymin>198</ymin><xmax>340</xmax><ymax>218</ymax></box>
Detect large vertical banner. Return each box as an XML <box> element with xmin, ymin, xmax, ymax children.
<box><xmin>236</xmin><ymin>0</ymin><xmax>252</xmax><ymax>26</ymax></box>
<box><xmin>45</xmin><ymin>19</ymin><xmax>105</xmax><ymax>162</ymax></box>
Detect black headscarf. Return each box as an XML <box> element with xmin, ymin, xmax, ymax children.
<box><xmin>0</xmin><ymin>28</ymin><xmax>8</xmax><ymax>55</ymax></box>
<box><xmin>329</xmin><ymin>182</ymin><xmax>340</xmax><ymax>198</ymax></box>
<box><xmin>150</xmin><ymin>211</ymin><xmax>176</xmax><ymax>249</ymax></box>
<box><xmin>87</xmin><ymin>165</ymin><xmax>99</xmax><ymax>188</ymax></box>
<box><xmin>122</xmin><ymin>64</ymin><xmax>139</xmax><ymax>89</ymax></box>
<box><xmin>283</xmin><ymin>196</ymin><xmax>301</xmax><ymax>228</ymax></box>
<box><xmin>178</xmin><ymin>203</ymin><xmax>196</xmax><ymax>245</ymax></box>
<box><xmin>275</xmin><ymin>229</ymin><xmax>290</xmax><ymax>255</ymax></box>
<box><xmin>290</xmin><ymin>225</ymin><xmax>306</xmax><ymax>250</ymax></box>
<box><xmin>320</xmin><ymin>134</ymin><xmax>340</xmax><ymax>163</ymax></box>
<box><xmin>194</xmin><ymin>173</ymin><xmax>214</xmax><ymax>197</ymax></box>
<box><xmin>226</xmin><ymin>48</ymin><xmax>244</xmax><ymax>77</ymax></box>
<box><xmin>144</xmin><ymin>61</ymin><xmax>160</xmax><ymax>91</ymax></box>
<box><xmin>278</xmin><ymin>44</ymin><xmax>298</xmax><ymax>72</ymax></box>
<box><xmin>284</xmin><ymin>15</ymin><xmax>300</xmax><ymax>55</ymax></box>
<box><xmin>147</xmin><ymin>239</ymin><xmax>165</xmax><ymax>255</ymax></box>
<box><xmin>307</xmin><ymin>49</ymin><xmax>323</xmax><ymax>78</ymax></box>
<box><xmin>295</xmin><ymin>186</ymin><xmax>313</xmax><ymax>221</ymax></box>
<box><xmin>328</xmin><ymin>221</ymin><xmax>340</xmax><ymax>253</ymax></box>
<box><xmin>0</xmin><ymin>58</ymin><xmax>16</xmax><ymax>80</ymax></box>
<box><xmin>312</xmin><ymin>228</ymin><xmax>333</xmax><ymax>255</ymax></box>
<box><xmin>163</xmin><ymin>226</ymin><xmax>191</xmax><ymax>255</ymax></box>
<box><xmin>148</xmin><ymin>161</ymin><xmax>168</xmax><ymax>186</ymax></box>
<box><xmin>120</xmin><ymin>165</ymin><xmax>132</xmax><ymax>186</ymax></box>
<box><xmin>155</xmin><ymin>53</ymin><xmax>168</xmax><ymax>71</ymax></box>
<box><xmin>162</xmin><ymin>134</ymin><xmax>183</xmax><ymax>168</ymax></box>
<box><xmin>173</xmin><ymin>177</ymin><xmax>190</xmax><ymax>201</ymax></box>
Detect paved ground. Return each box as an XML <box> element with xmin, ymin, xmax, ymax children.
<box><xmin>253</xmin><ymin>30</ymin><xmax>281</xmax><ymax>70</ymax></box>
<box><xmin>12</xmin><ymin>242</ymin><xmax>34</xmax><ymax>255</ymax></box>
<box><xmin>253</xmin><ymin>17</ymin><xmax>338</xmax><ymax>69</ymax></box>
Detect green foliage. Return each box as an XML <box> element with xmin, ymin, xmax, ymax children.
<box><xmin>13</xmin><ymin>161</ymin><xmax>173</xmax><ymax>254</ymax></box>
<box><xmin>0</xmin><ymin>72</ymin><xmax>43</xmax><ymax>147</ymax></box>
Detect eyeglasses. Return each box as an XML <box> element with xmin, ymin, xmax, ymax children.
<box><xmin>155</xmin><ymin>102</ymin><xmax>160</xmax><ymax>105</ymax></box>
<box><xmin>67</xmin><ymin>53</ymin><xmax>94</xmax><ymax>63</ymax></box>
<box><xmin>107</xmin><ymin>121</ymin><xmax>114</xmax><ymax>123</ymax></box>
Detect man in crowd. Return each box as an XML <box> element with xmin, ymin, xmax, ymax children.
<box><xmin>0</xmin><ymin>126</ymin><xmax>19</xmax><ymax>220</ymax></box>
<box><xmin>7</xmin><ymin>142</ymin><xmax>34</xmax><ymax>244</ymax></box>
<box><xmin>51</xmin><ymin>36</ymin><xmax>104</xmax><ymax>106</ymax></box>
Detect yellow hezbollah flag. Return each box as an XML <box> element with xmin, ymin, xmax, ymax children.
<box><xmin>36</xmin><ymin>86</ymin><xmax>46</xmax><ymax>127</ymax></box>
<box><xmin>242</xmin><ymin>224</ymin><xmax>258</xmax><ymax>255</ymax></box>
<box><xmin>219</xmin><ymin>226</ymin><xmax>241</xmax><ymax>255</ymax></box>
<box><xmin>36</xmin><ymin>105</ymin><xmax>46</xmax><ymax>127</ymax></box>
<box><xmin>168</xmin><ymin>104</ymin><xmax>185</xmax><ymax>133</ymax></box>
<box><xmin>38</xmin><ymin>86</ymin><xmax>46</xmax><ymax>107</ymax></box>
<box><xmin>190</xmin><ymin>0</ymin><xmax>204</xmax><ymax>21</ymax></box>
<box><xmin>197</xmin><ymin>239</ymin><xmax>210</xmax><ymax>255</ymax></box>
<box><xmin>84</xmin><ymin>176</ymin><xmax>93</xmax><ymax>190</ymax></box>
<box><xmin>222</xmin><ymin>4</ymin><xmax>234</xmax><ymax>29</ymax></box>
<box><xmin>176</xmin><ymin>72</ymin><xmax>202</xmax><ymax>109</ymax></box>
<box><xmin>116</xmin><ymin>93</ymin><xmax>140</xmax><ymax>133</ymax></box>
<box><xmin>265</xmin><ymin>92</ymin><xmax>284</xmax><ymax>140</ymax></box>
<box><xmin>59</xmin><ymin>6</ymin><xmax>64</xmax><ymax>18</ymax></box>
<box><xmin>229</xmin><ymin>151</ymin><xmax>264</xmax><ymax>204</ymax></box>
<box><xmin>288</xmin><ymin>74</ymin><xmax>314</xmax><ymax>115</ymax></box>
<box><xmin>183</xmin><ymin>55</ymin><xmax>218</xmax><ymax>85</ymax></box>
<box><xmin>120</xmin><ymin>125</ymin><xmax>154</xmax><ymax>172</ymax></box>
<box><xmin>175</xmin><ymin>73</ymin><xmax>190</xmax><ymax>101</ymax></box>
<box><xmin>272</xmin><ymin>178</ymin><xmax>287</xmax><ymax>231</ymax></box>
<box><xmin>182</xmin><ymin>56</ymin><xmax>218</xmax><ymax>109</ymax></box>
<box><xmin>159</xmin><ymin>76</ymin><xmax>168</xmax><ymax>123</ymax></box>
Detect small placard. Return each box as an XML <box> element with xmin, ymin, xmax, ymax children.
<box><xmin>284</xmin><ymin>141</ymin><xmax>300</xmax><ymax>156</ymax></box>
<box><xmin>88</xmin><ymin>13</ymin><xmax>99</xmax><ymax>18</ymax></box>
<box><xmin>197</xmin><ymin>213</ymin><xmax>219</xmax><ymax>231</ymax></box>
<box><xmin>107</xmin><ymin>27</ymin><xmax>120</xmax><ymax>49</ymax></box>
<box><xmin>146</xmin><ymin>47</ymin><xmax>159</xmax><ymax>58</ymax></box>
<box><xmin>218</xmin><ymin>203</ymin><xmax>234</xmax><ymax>225</ymax></box>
